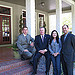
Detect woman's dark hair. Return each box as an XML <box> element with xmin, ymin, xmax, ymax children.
<box><xmin>50</xmin><ymin>30</ymin><xmax>59</xmax><ymax>44</ymax></box>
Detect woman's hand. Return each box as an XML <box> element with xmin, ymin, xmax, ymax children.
<box><xmin>53</xmin><ymin>52</ymin><xmax>59</xmax><ymax>57</ymax></box>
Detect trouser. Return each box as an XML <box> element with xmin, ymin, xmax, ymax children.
<box><xmin>51</xmin><ymin>54</ymin><xmax>61</xmax><ymax>75</ymax></box>
<box><xmin>33</xmin><ymin>52</ymin><xmax>51</xmax><ymax>73</ymax></box>
<box><xmin>21</xmin><ymin>47</ymin><xmax>36</xmax><ymax>61</ymax></box>
<box><xmin>61</xmin><ymin>54</ymin><xmax>73</xmax><ymax>75</ymax></box>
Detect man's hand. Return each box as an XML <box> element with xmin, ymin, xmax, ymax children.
<box><xmin>44</xmin><ymin>49</ymin><xmax>47</xmax><ymax>52</ymax></box>
<box><xmin>24</xmin><ymin>49</ymin><xmax>29</xmax><ymax>52</ymax></box>
<box><xmin>39</xmin><ymin>50</ymin><xmax>44</xmax><ymax>54</ymax></box>
<box><xmin>39</xmin><ymin>49</ymin><xmax>47</xmax><ymax>54</ymax></box>
<box><xmin>30</xmin><ymin>42</ymin><xmax>34</xmax><ymax>47</ymax></box>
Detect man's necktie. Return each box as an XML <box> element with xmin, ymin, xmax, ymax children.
<box><xmin>25</xmin><ymin>36</ymin><xmax>28</xmax><ymax>43</ymax></box>
<box><xmin>42</xmin><ymin>35</ymin><xmax>44</xmax><ymax>42</ymax></box>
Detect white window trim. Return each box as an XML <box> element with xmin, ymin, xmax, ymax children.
<box><xmin>0</xmin><ymin>4</ymin><xmax>13</xmax><ymax>44</ymax></box>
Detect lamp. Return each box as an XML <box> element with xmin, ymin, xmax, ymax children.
<box><xmin>41</xmin><ymin>2</ymin><xmax>45</xmax><ymax>7</ymax></box>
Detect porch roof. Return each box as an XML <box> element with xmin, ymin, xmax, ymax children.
<box><xmin>1</xmin><ymin>0</ymin><xmax>75</xmax><ymax>13</ymax></box>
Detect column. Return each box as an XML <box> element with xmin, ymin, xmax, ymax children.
<box><xmin>56</xmin><ymin>0</ymin><xmax>62</xmax><ymax>36</ymax></box>
<box><xmin>71</xmin><ymin>3</ymin><xmax>75</xmax><ymax>34</ymax></box>
<box><xmin>26</xmin><ymin>0</ymin><xmax>35</xmax><ymax>38</ymax></box>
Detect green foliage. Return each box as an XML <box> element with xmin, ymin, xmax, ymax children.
<box><xmin>8</xmin><ymin>43</ymin><xmax>18</xmax><ymax>51</ymax></box>
<box><xmin>43</xmin><ymin>21</ymin><xmax>46</xmax><ymax>33</ymax></box>
<box><xmin>43</xmin><ymin>21</ymin><xmax>46</xmax><ymax>28</ymax></box>
<box><xmin>62</xmin><ymin>13</ymin><xmax>72</xmax><ymax>31</ymax></box>
<box><xmin>19</xmin><ymin>15</ymin><xmax>24</xmax><ymax>34</ymax></box>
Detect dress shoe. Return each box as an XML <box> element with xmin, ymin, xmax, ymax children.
<box><xmin>46</xmin><ymin>72</ymin><xmax>49</xmax><ymax>75</ymax></box>
<box><xmin>21</xmin><ymin>55</ymin><xmax>25</xmax><ymax>61</ymax></box>
<box><xmin>29</xmin><ymin>61</ymin><xmax>33</xmax><ymax>66</ymax></box>
<box><xmin>31</xmin><ymin>72</ymin><xmax>36</xmax><ymax>75</ymax></box>
<box><xmin>31</xmin><ymin>71</ymin><xmax>37</xmax><ymax>75</ymax></box>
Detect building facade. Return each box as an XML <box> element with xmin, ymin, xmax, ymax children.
<box><xmin>0</xmin><ymin>0</ymin><xmax>75</xmax><ymax>45</ymax></box>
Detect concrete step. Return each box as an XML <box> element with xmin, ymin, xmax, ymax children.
<box><xmin>0</xmin><ymin>59</ymin><xmax>29</xmax><ymax>73</ymax></box>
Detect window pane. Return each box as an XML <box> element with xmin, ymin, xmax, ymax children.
<box><xmin>0</xmin><ymin>7</ymin><xmax>1</xmax><ymax>13</ymax></box>
<box><xmin>23</xmin><ymin>11</ymin><xmax>26</xmax><ymax>17</ymax></box>
<box><xmin>0</xmin><ymin>6</ymin><xmax>10</xmax><ymax>15</ymax></box>
<box><xmin>2</xmin><ymin>17</ymin><xmax>9</xmax><ymax>26</ymax></box>
<box><xmin>2</xmin><ymin>27</ymin><xmax>5</xmax><ymax>31</ymax></box>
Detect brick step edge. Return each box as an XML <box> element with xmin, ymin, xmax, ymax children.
<box><xmin>13</xmin><ymin>66</ymin><xmax>32</xmax><ymax>75</ymax></box>
<box><xmin>0</xmin><ymin>64</ymin><xmax>32</xmax><ymax>75</ymax></box>
<box><xmin>0</xmin><ymin>60</ymin><xmax>29</xmax><ymax>72</ymax></box>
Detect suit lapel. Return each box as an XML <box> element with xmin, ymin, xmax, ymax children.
<box><xmin>22</xmin><ymin>34</ymin><xmax>28</xmax><ymax>43</ymax></box>
<box><xmin>39</xmin><ymin>35</ymin><xmax>46</xmax><ymax>44</ymax></box>
<box><xmin>26</xmin><ymin>34</ymin><xmax>29</xmax><ymax>43</ymax></box>
<box><xmin>64</xmin><ymin>33</ymin><xmax>70</xmax><ymax>42</ymax></box>
<box><xmin>62</xmin><ymin>33</ymin><xmax>70</xmax><ymax>43</ymax></box>
<box><xmin>44</xmin><ymin>34</ymin><xmax>46</xmax><ymax>43</ymax></box>
<box><xmin>61</xmin><ymin>35</ymin><xmax>65</xmax><ymax>44</ymax></box>
<box><xmin>39</xmin><ymin>35</ymin><xmax>42</xmax><ymax>43</ymax></box>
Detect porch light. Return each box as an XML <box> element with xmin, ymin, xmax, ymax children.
<box><xmin>41</xmin><ymin>2</ymin><xmax>45</xmax><ymax>6</ymax></box>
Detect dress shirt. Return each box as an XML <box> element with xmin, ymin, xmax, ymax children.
<box><xmin>40</xmin><ymin>35</ymin><xmax>44</xmax><ymax>39</ymax></box>
<box><xmin>64</xmin><ymin>32</ymin><xmax>69</xmax><ymax>41</ymax></box>
<box><xmin>23</xmin><ymin>33</ymin><xmax>27</xmax><ymax>36</ymax></box>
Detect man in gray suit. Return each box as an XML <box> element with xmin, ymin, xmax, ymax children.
<box><xmin>61</xmin><ymin>25</ymin><xmax>75</xmax><ymax>75</ymax></box>
<box><xmin>17</xmin><ymin>27</ymin><xmax>36</xmax><ymax>63</ymax></box>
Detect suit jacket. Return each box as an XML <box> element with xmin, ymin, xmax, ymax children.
<box><xmin>17</xmin><ymin>34</ymin><xmax>34</xmax><ymax>52</ymax></box>
<box><xmin>61</xmin><ymin>32</ymin><xmax>75</xmax><ymax>62</ymax></box>
<box><xmin>34</xmin><ymin>34</ymin><xmax>50</xmax><ymax>52</ymax></box>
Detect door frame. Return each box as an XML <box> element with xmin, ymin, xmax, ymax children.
<box><xmin>0</xmin><ymin>15</ymin><xmax>11</xmax><ymax>44</ymax></box>
<box><xmin>0</xmin><ymin>5</ymin><xmax>13</xmax><ymax>45</ymax></box>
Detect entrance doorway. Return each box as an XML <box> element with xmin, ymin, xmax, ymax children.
<box><xmin>0</xmin><ymin>15</ymin><xmax>11</xmax><ymax>44</ymax></box>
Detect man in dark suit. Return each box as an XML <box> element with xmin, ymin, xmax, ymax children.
<box><xmin>61</xmin><ymin>25</ymin><xmax>75</xmax><ymax>75</ymax></box>
<box><xmin>31</xmin><ymin>27</ymin><xmax>51</xmax><ymax>75</ymax></box>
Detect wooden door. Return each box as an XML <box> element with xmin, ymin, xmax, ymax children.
<box><xmin>0</xmin><ymin>15</ymin><xmax>11</xmax><ymax>44</ymax></box>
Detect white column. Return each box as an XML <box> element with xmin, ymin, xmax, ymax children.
<box><xmin>26</xmin><ymin>0</ymin><xmax>35</xmax><ymax>38</ymax></box>
<box><xmin>56</xmin><ymin>0</ymin><xmax>62</xmax><ymax>36</ymax></box>
<box><xmin>71</xmin><ymin>3</ymin><xmax>75</xmax><ymax>35</ymax></box>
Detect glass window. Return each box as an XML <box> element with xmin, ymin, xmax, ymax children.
<box><xmin>39</xmin><ymin>14</ymin><xmax>44</xmax><ymax>27</ymax></box>
<box><xmin>0</xmin><ymin>6</ymin><xmax>10</xmax><ymax>15</ymax></box>
<box><xmin>23</xmin><ymin>11</ymin><xmax>26</xmax><ymax>17</ymax></box>
<box><xmin>22</xmin><ymin>11</ymin><xmax>26</xmax><ymax>27</ymax></box>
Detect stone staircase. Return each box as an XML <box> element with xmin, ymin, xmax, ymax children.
<box><xmin>0</xmin><ymin>59</ymin><xmax>32</xmax><ymax>75</ymax></box>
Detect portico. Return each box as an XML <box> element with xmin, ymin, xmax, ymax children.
<box><xmin>0</xmin><ymin>0</ymin><xmax>75</xmax><ymax>74</ymax></box>
<box><xmin>0</xmin><ymin>0</ymin><xmax>75</xmax><ymax>45</ymax></box>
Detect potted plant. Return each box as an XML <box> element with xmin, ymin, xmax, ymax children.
<box><xmin>43</xmin><ymin>21</ymin><xmax>46</xmax><ymax>33</ymax></box>
<box><xmin>8</xmin><ymin>43</ymin><xmax>21</xmax><ymax>59</ymax></box>
<box><xmin>19</xmin><ymin>15</ymin><xmax>24</xmax><ymax>34</ymax></box>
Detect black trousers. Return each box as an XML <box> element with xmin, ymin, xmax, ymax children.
<box><xmin>33</xmin><ymin>51</ymin><xmax>51</xmax><ymax>73</ymax></box>
<box><xmin>61</xmin><ymin>54</ymin><xmax>73</xmax><ymax>75</ymax></box>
